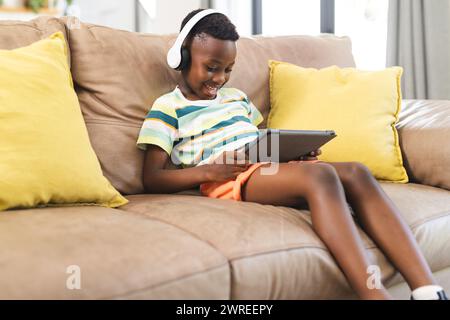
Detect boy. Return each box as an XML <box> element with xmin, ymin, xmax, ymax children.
<box><xmin>137</xmin><ymin>9</ymin><xmax>447</xmax><ymax>300</ymax></box>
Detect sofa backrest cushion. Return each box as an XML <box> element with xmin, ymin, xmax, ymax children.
<box><xmin>66</xmin><ymin>20</ymin><xmax>178</xmax><ymax>195</ymax></box>
<box><xmin>65</xmin><ymin>18</ymin><xmax>355</xmax><ymax>195</ymax></box>
<box><xmin>0</xmin><ymin>17</ymin><xmax>69</xmax><ymax>61</ymax></box>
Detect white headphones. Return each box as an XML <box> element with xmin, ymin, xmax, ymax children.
<box><xmin>167</xmin><ymin>9</ymin><xmax>220</xmax><ymax>70</ymax></box>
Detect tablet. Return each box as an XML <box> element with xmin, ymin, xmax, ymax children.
<box><xmin>241</xmin><ymin>129</ymin><xmax>337</xmax><ymax>163</ymax></box>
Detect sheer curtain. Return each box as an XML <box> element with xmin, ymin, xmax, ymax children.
<box><xmin>386</xmin><ymin>0</ymin><xmax>450</xmax><ymax>99</ymax></box>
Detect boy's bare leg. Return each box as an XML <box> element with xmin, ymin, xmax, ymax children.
<box><xmin>327</xmin><ymin>162</ymin><xmax>436</xmax><ymax>290</ymax></box>
<box><xmin>242</xmin><ymin>162</ymin><xmax>392</xmax><ymax>299</ymax></box>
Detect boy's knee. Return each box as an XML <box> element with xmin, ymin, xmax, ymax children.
<box><xmin>345</xmin><ymin>162</ymin><xmax>374</xmax><ymax>185</ymax></box>
<box><xmin>303</xmin><ymin>162</ymin><xmax>340</xmax><ymax>187</ymax></box>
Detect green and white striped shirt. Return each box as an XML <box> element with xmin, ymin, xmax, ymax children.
<box><xmin>137</xmin><ymin>86</ymin><xmax>263</xmax><ymax>167</ymax></box>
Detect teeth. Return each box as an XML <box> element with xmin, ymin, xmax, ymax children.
<box><xmin>205</xmin><ymin>84</ymin><xmax>217</xmax><ymax>91</ymax></box>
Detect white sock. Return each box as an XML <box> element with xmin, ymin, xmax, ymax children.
<box><xmin>411</xmin><ymin>285</ymin><xmax>445</xmax><ymax>300</ymax></box>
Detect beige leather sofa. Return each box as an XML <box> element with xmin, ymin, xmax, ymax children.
<box><xmin>1</xmin><ymin>17</ymin><xmax>449</xmax><ymax>300</ymax></box>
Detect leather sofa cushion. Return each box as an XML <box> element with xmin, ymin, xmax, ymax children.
<box><xmin>397</xmin><ymin>99</ymin><xmax>450</xmax><ymax>190</ymax></box>
<box><xmin>122</xmin><ymin>183</ymin><xmax>450</xmax><ymax>299</ymax></box>
<box><xmin>66</xmin><ymin>21</ymin><xmax>177</xmax><ymax>195</ymax></box>
<box><xmin>0</xmin><ymin>17</ymin><xmax>69</xmax><ymax>61</ymax></box>
<box><xmin>0</xmin><ymin>207</ymin><xmax>228</xmax><ymax>299</ymax></box>
<box><xmin>65</xmin><ymin>18</ymin><xmax>355</xmax><ymax>195</ymax></box>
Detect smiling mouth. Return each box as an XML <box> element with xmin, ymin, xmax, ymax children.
<box><xmin>204</xmin><ymin>83</ymin><xmax>219</xmax><ymax>97</ymax></box>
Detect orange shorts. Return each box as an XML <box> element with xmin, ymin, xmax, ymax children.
<box><xmin>200</xmin><ymin>160</ymin><xmax>321</xmax><ymax>201</ymax></box>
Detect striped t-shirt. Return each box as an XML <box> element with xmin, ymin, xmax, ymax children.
<box><xmin>137</xmin><ymin>86</ymin><xmax>264</xmax><ymax>167</ymax></box>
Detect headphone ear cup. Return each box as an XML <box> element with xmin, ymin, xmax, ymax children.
<box><xmin>178</xmin><ymin>47</ymin><xmax>191</xmax><ymax>71</ymax></box>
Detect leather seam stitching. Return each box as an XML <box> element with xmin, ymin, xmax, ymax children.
<box><xmin>410</xmin><ymin>210</ymin><xmax>450</xmax><ymax>230</ymax></box>
<box><xmin>99</xmin><ymin>264</ymin><xmax>229</xmax><ymax>299</ymax></box>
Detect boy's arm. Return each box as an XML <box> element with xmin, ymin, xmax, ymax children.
<box><xmin>143</xmin><ymin>145</ymin><xmax>209</xmax><ymax>194</ymax></box>
<box><xmin>143</xmin><ymin>145</ymin><xmax>252</xmax><ymax>194</ymax></box>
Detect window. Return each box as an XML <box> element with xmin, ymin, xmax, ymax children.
<box><xmin>211</xmin><ymin>0</ymin><xmax>253</xmax><ymax>36</ymax></box>
<box><xmin>261</xmin><ymin>0</ymin><xmax>320</xmax><ymax>36</ymax></box>
<box><xmin>139</xmin><ymin>0</ymin><xmax>156</xmax><ymax>19</ymax></box>
<box><xmin>335</xmin><ymin>0</ymin><xmax>389</xmax><ymax>70</ymax></box>
<box><xmin>257</xmin><ymin>0</ymin><xmax>389</xmax><ymax>70</ymax></box>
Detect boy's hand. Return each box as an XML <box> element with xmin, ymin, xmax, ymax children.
<box><xmin>203</xmin><ymin>163</ymin><xmax>251</xmax><ymax>182</ymax></box>
<box><xmin>298</xmin><ymin>149</ymin><xmax>322</xmax><ymax>161</ymax></box>
<box><xmin>204</xmin><ymin>150</ymin><xmax>252</xmax><ymax>182</ymax></box>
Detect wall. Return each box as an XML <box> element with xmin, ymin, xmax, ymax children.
<box><xmin>76</xmin><ymin>0</ymin><xmax>136</xmax><ymax>32</ymax></box>
<box><xmin>64</xmin><ymin>0</ymin><xmax>243</xmax><ymax>35</ymax></box>
<box><xmin>138</xmin><ymin>0</ymin><xmax>203</xmax><ymax>34</ymax></box>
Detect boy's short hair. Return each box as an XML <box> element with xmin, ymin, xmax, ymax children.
<box><xmin>180</xmin><ymin>9</ymin><xmax>240</xmax><ymax>44</ymax></box>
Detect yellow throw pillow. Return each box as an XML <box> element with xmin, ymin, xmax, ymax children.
<box><xmin>0</xmin><ymin>32</ymin><xmax>128</xmax><ymax>211</ymax></box>
<box><xmin>268</xmin><ymin>60</ymin><xmax>408</xmax><ymax>183</ymax></box>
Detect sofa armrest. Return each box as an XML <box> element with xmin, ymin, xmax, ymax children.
<box><xmin>396</xmin><ymin>99</ymin><xmax>450</xmax><ymax>190</ymax></box>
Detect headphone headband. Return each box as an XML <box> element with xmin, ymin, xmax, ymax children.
<box><xmin>167</xmin><ymin>9</ymin><xmax>220</xmax><ymax>69</ymax></box>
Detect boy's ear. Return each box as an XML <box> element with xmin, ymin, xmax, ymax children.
<box><xmin>178</xmin><ymin>47</ymin><xmax>191</xmax><ymax>71</ymax></box>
